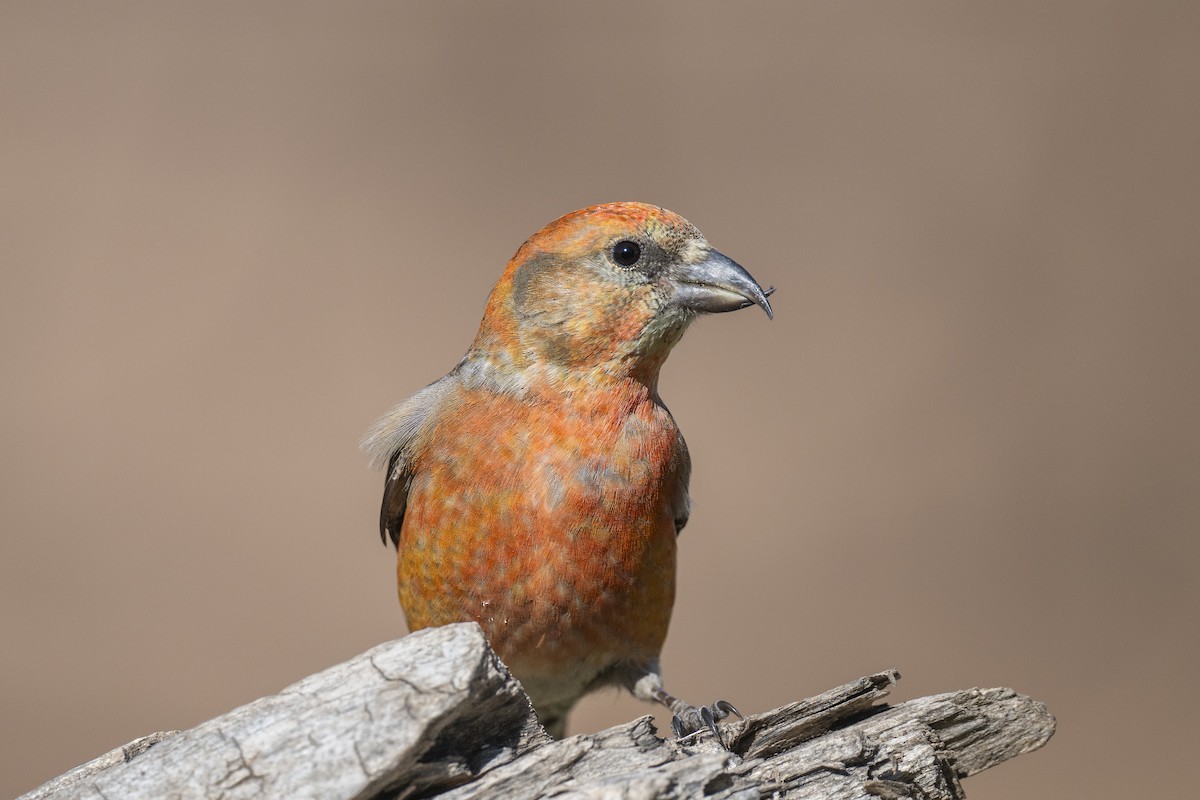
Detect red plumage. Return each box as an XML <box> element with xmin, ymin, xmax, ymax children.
<box><xmin>364</xmin><ymin>202</ymin><xmax>772</xmax><ymax>737</ymax></box>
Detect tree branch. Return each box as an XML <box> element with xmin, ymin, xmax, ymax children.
<box><xmin>20</xmin><ymin>624</ymin><xmax>1054</xmax><ymax>800</ymax></box>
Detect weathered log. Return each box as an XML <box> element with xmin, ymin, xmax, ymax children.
<box><xmin>20</xmin><ymin>623</ymin><xmax>1054</xmax><ymax>800</ymax></box>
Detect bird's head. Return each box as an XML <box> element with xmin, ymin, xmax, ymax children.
<box><xmin>467</xmin><ymin>202</ymin><xmax>772</xmax><ymax>390</ymax></box>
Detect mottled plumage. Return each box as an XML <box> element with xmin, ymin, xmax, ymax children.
<box><xmin>363</xmin><ymin>202</ymin><xmax>771</xmax><ymax>737</ymax></box>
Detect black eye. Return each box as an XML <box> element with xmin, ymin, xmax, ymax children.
<box><xmin>612</xmin><ymin>240</ymin><xmax>641</xmax><ymax>267</ymax></box>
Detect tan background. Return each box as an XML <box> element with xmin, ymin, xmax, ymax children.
<box><xmin>2</xmin><ymin>2</ymin><xmax>1197</xmax><ymax>797</ymax></box>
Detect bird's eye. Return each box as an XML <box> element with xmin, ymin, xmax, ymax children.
<box><xmin>611</xmin><ymin>240</ymin><xmax>641</xmax><ymax>267</ymax></box>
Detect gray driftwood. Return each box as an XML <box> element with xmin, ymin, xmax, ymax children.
<box><xmin>20</xmin><ymin>623</ymin><xmax>1054</xmax><ymax>800</ymax></box>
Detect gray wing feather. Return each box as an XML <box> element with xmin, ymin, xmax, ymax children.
<box><xmin>361</xmin><ymin>376</ymin><xmax>457</xmax><ymax>548</ymax></box>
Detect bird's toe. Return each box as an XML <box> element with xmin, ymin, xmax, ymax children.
<box><xmin>670</xmin><ymin>699</ymin><xmax>742</xmax><ymax>747</ymax></box>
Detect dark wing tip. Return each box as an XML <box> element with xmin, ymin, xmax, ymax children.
<box><xmin>380</xmin><ymin>451</ymin><xmax>405</xmax><ymax>549</ymax></box>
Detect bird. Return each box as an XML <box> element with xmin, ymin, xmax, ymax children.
<box><xmin>362</xmin><ymin>202</ymin><xmax>772</xmax><ymax>739</ymax></box>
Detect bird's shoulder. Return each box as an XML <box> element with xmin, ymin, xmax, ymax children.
<box><xmin>361</xmin><ymin>374</ymin><xmax>462</xmax><ymax>470</ymax></box>
<box><xmin>362</xmin><ymin>373</ymin><xmax>465</xmax><ymax>547</ymax></box>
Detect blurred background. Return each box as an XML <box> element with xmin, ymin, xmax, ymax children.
<box><xmin>2</xmin><ymin>2</ymin><xmax>1196</xmax><ymax>797</ymax></box>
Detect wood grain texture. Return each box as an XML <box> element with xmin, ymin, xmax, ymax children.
<box><xmin>21</xmin><ymin>624</ymin><xmax>1054</xmax><ymax>800</ymax></box>
<box><xmin>19</xmin><ymin>625</ymin><xmax>547</xmax><ymax>800</ymax></box>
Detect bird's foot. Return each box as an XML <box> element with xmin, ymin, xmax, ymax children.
<box><xmin>670</xmin><ymin>699</ymin><xmax>742</xmax><ymax>747</ymax></box>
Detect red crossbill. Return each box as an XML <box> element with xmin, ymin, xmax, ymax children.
<box><xmin>363</xmin><ymin>202</ymin><xmax>772</xmax><ymax>739</ymax></box>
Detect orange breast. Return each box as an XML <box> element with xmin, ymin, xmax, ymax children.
<box><xmin>396</xmin><ymin>382</ymin><xmax>683</xmax><ymax>681</ymax></box>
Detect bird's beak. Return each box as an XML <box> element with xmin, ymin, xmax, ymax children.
<box><xmin>672</xmin><ymin>249</ymin><xmax>774</xmax><ymax>319</ymax></box>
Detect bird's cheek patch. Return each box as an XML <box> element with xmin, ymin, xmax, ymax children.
<box><xmin>510</xmin><ymin>256</ymin><xmax>543</xmax><ymax>310</ymax></box>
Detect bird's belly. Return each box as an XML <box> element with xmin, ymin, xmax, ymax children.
<box><xmin>398</xmin><ymin>472</ymin><xmax>677</xmax><ymax>673</ymax></box>
<box><xmin>396</xmin><ymin>399</ymin><xmax>682</xmax><ymax>694</ymax></box>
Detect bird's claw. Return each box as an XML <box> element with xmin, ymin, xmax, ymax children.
<box><xmin>670</xmin><ymin>699</ymin><xmax>743</xmax><ymax>747</ymax></box>
<box><xmin>712</xmin><ymin>699</ymin><xmax>741</xmax><ymax>719</ymax></box>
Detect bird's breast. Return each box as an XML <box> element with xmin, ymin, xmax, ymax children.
<box><xmin>397</xmin><ymin>382</ymin><xmax>685</xmax><ymax>676</ymax></box>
